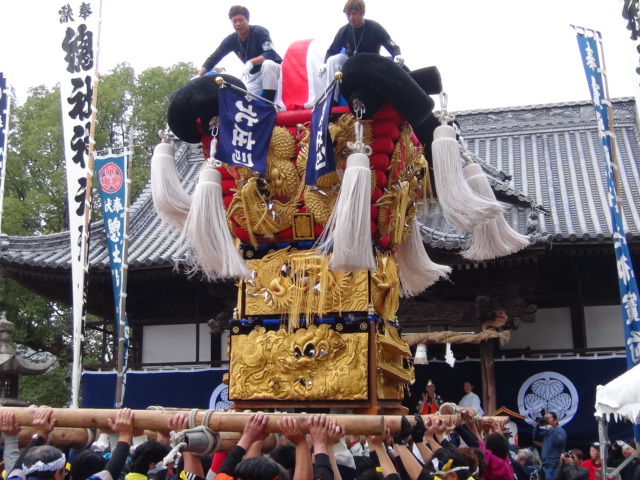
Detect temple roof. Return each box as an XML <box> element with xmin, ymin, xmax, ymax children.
<box><xmin>420</xmin><ymin>98</ymin><xmax>640</xmax><ymax>250</ymax></box>
<box><xmin>0</xmin><ymin>98</ymin><xmax>637</xmax><ymax>277</ymax></box>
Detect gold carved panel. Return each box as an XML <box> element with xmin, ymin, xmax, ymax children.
<box><xmin>229</xmin><ymin>324</ymin><xmax>369</xmax><ymax>401</ymax></box>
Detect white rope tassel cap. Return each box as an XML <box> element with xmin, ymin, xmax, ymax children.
<box><xmin>462</xmin><ymin>163</ymin><xmax>531</xmax><ymax>260</ymax></box>
<box><xmin>396</xmin><ymin>218</ymin><xmax>451</xmax><ymax>298</ymax></box>
<box><xmin>150</xmin><ymin>137</ymin><xmax>192</xmax><ymax>230</ymax></box>
<box><xmin>180</xmin><ymin>162</ymin><xmax>250</xmax><ymax>280</ymax></box>
<box><xmin>316</xmin><ymin>121</ymin><xmax>376</xmax><ymax>272</ymax></box>
<box><xmin>431</xmin><ymin>124</ymin><xmax>503</xmax><ymax>232</ymax></box>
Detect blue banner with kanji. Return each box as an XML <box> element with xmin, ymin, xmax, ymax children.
<box><xmin>576</xmin><ymin>29</ymin><xmax>640</xmax><ymax>438</ymax></box>
<box><xmin>215</xmin><ymin>87</ymin><xmax>276</xmax><ymax>177</ymax></box>
<box><xmin>94</xmin><ymin>154</ymin><xmax>130</xmax><ymax>399</ymax></box>
<box><xmin>95</xmin><ymin>155</ymin><xmax>127</xmax><ymax>319</ymax></box>
<box><xmin>306</xmin><ymin>82</ymin><xmax>337</xmax><ymax>186</ymax></box>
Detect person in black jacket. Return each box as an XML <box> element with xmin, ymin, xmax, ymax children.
<box><xmin>554</xmin><ymin>450</ymin><xmax>588</xmax><ymax>480</ymax></box>
<box><xmin>318</xmin><ymin>0</ymin><xmax>403</xmax><ymax>92</ymax></box>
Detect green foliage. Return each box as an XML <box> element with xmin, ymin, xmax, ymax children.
<box><xmin>92</xmin><ymin>61</ymin><xmax>194</xmax><ymax>198</ymax></box>
<box><xmin>3</xmin><ymin>61</ymin><xmax>194</xmax><ymax>407</ymax></box>
<box><xmin>130</xmin><ymin>62</ymin><xmax>193</xmax><ymax>196</ymax></box>
<box><xmin>94</xmin><ymin>63</ymin><xmax>136</xmax><ymax>150</ymax></box>
<box><xmin>19</xmin><ymin>363</ymin><xmax>70</xmax><ymax>407</ymax></box>
<box><xmin>6</xmin><ymin>85</ymin><xmax>67</xmax><ymax>234</ymax></box>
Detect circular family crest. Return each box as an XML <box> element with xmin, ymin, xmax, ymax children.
<box><xmin>517</xmin><ymin>371</ymin><xmax>578</xmax><ymax>426</ymax></box>
<box><xmin>209</xmin><ymin>383</ymin><xmax>232</xmax><ymax>411</ymax></box>
<box><xmin>98</xmin><ymin>162</ymin><xmax>123</xmax><ymax>194</ymax></box>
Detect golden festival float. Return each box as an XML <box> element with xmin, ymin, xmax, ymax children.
<box><xmin>0</xmin><ymin>44</ymin><xmax>525</xmax><ymax>454</ymax></box>
<box><xmin>145</xmin><ymin>41</ymin><xmax>530</xmax><ymax>415</ymax></box>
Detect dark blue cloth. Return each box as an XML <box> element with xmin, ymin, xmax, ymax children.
<box><xmin>215</xmin><ymin>87</ymin><xmax>276</xmax><ymax>177</ymax></box>
<box><xmin>306</xmin><ymin>82</ymin><xmax>336</xmax><ymax>186</ymax></box>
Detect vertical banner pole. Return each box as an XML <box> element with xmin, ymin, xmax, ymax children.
<box><xmin>574</xmin><ymin>26</ymin><xmax>640</xmax><ymax>446</ymax></box>
<box><xmin>115</xmin><ymin>130</ymin><xmax>133</xmax><ymax>407</ymax></box>
<box><xmin>0</xmin><ymin>73</ymin><xmax>11</xmax><ymax>233</ymax></box>
<box><xmin>58</xmin><ymin>0</ymin><xmax>102</xmax><ymax>408</ymax></box>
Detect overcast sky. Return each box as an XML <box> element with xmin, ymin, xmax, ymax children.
<box><xmin>2</xmin><ymin>0</ymin><xmax>638</xmax><ymax>112</ymax></box>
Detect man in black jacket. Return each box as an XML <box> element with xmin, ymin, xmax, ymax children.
<box><xmin>318</xmin><ymin>0</ymin><xmax>403</xmax><ymax>92</ymax></box>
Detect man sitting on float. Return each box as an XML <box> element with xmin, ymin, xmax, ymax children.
<box><xmin>197</xmin><ymin>5</ymin><xmax>282</xmax><ymax>104</ymax></box>
<box><xmin>318</xmin><ymin>0</ymin><xmax>404</xmax><ymax>93</ymax></box>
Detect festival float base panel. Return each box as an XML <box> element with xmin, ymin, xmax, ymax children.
<box><xmin>227</xmin><ymin>249</ymin><xmax>415</xmax><ymax>413</ymax></box>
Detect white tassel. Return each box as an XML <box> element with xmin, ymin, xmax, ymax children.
<box><xmin>431</xmin><ymin>125</ymin><xmax>503</xmax><ymax>232</ymax></box>
<box><xmin>462</xmin><ymin>163</ymin><xmax>531</xmax><ymax>260</ymax></box>
<box><xmin>396</xmin><ymin>218</ymin><xmax>451</xmax><ymax>297</ymax></box>
<box><xmin>444</xmin><ymin>343</ymin><xmax>456</xmax><ymax>367</ymax></box>
<box><xmin>315</xmin><ymin>122</ymin><xmax>376</xmax><ymax>272</ymax></box>
<box><xmin>150</xmin><ymin>141</ymin><xmax>192</xmax><ymax>230</ymax></box>
<box><xmin>414</xmin><ymin>344</ymin><xmax>429</xmax><ymax>365</ymax></box>
<box><xmin>181</xmin><ymin>163</ymin><xmax>250</xmax><ymax>281</ymax></box>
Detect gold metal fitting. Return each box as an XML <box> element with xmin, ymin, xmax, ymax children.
<box><xmin>335</xmin><ymin>72</ymin><xmax>343</xmax><ymax>80</ymax></box>
<box><xmin>215</xmin><ymin>76</ymin><xmax>224</xmax><ymax>85</ymax></box>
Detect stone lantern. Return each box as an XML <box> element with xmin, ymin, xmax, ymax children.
<box><xmin>0</xmin><ymin>312</ymin><xmax>54</xmax><ymax>406</ymax></box>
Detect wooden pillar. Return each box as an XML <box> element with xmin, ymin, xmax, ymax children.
<box><xmin>479</xmin><ymin>339</ymin><xmax>496</xmax><ymax>414</ymax></box>
<box><xmin>362</xmin><ymin>319</ymin><xmax>381</xmax><ymax>414</ymax></box>
<box><xmin>570</xmin><ymin>264</ymin><xmax>587</xmax><ymax>348</ymax></box>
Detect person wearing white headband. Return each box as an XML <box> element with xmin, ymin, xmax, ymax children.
<box><xmin>5</xmin><ymin>408</ymin><xmax>135</xmax><ymax>480</ymax></box>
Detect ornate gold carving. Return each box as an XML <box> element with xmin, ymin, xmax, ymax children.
<box><xmin>330</xmin><ymin>114</ymin><xmax>372</xmax><ymax>169</ymax></box>
<box><xmin>303</xmin><ymin>187</ymin><xmax>338</xmax><ymax>226</ymax></box>
<box><xmin>229</xmin><ymin>325</ymin><xmax>369</xmax><ymax>401</ymax></box>
<box><xmin>243</xmin><ymin>248</ymin><xmax>369</xmax><ymax>325</ymax></box>
<box><xmin>294</xmin><ymin>125</ymin><xmax>310</xmax><ymax>180</ymax></box>
<box><xmin>376</xmin><ymin>321</ymin><xmax>415</xmax><ymax>400</ymax></box>
<box><xmin>227</xmin><ymin>177</ymin><xmax>298</xmax><ymax>246</ymax></box>
<box><xmin>370</xmin><ymin>252</ymin><xmax>400</xmax><ymax>321</ymax></box>
<box><xmin>268</xmin><ymin>126</ymin><xmax>296</xmax><ymax>161</ymax></box>
<box><xmin>292</xmin><ymin>213</ymin><xmax>315</xmax><ymax>240</ymax></box>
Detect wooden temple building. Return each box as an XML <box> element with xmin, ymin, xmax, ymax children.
<box><xmin>0</xmin><ymin>97</ymin><xmax>637</xmax><ymax>440</ymax></box>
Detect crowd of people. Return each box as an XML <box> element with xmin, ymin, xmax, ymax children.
<box><xmin>413</xmin><ymin>379</ymin><xmax>640</xmax><ymax>480</ymax></box>
<box><xmin>4</xmin><ymin>405</ymin><xmax>637</xmax><ymax>480</ymax></box>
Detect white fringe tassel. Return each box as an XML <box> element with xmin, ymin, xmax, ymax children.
<box><xmin>315</xmin><ymin>152</ymin><xmax>376</xmax><ymax>272</ymax></box>
<box><xmin>151</xmin><ymin>142</ymin><xmax>192</xmax><ymax>230</ymax></box>
<box><xmin>180</xmin><ymin>165</ymin><xmax>250</xmax><ymax>281</ymax></box>
<box><xmin>462</xmin><ymin>163</ymin><xmax>531</xmax><ymax>260</ymax></box>
<box><xmin>431</xmin><ymin>125</ymin><xmax>503</xmax><ymax>232</ymax></box>
<box><xmin>414</xmin><ymin>344</ymin><xmax>429</xmax><ymax>365</ymax></box>
<box><xmin>396</xmin><ymin>218</ymin><xmax>451</xmax><ymax>298</ymax></box>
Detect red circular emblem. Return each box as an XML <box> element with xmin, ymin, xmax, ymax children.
<box><xmin>99</xmin><ymin>162</ymin><xmax>123</xmax><ymax>194</ymax></box>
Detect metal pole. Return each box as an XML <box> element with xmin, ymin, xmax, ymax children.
<box><xmin>114</xmin><ymin>132</ymin><xmax>133</xmax><ymax>408</ymax></box>
<box><xmin>0</xmin><ymin>74</ymin><xmax>11</xmax><ymax>233</ymax></box>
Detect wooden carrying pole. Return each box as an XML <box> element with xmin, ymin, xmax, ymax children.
<box><xmin>0</xmin><ymin>408</ymin><xmax>386</xmax><ymax>436</ymax></box>
<box><xmin>0</xmin><ymin>408</ymin><xmax>507</xmax><ymax>437</ymax></box>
